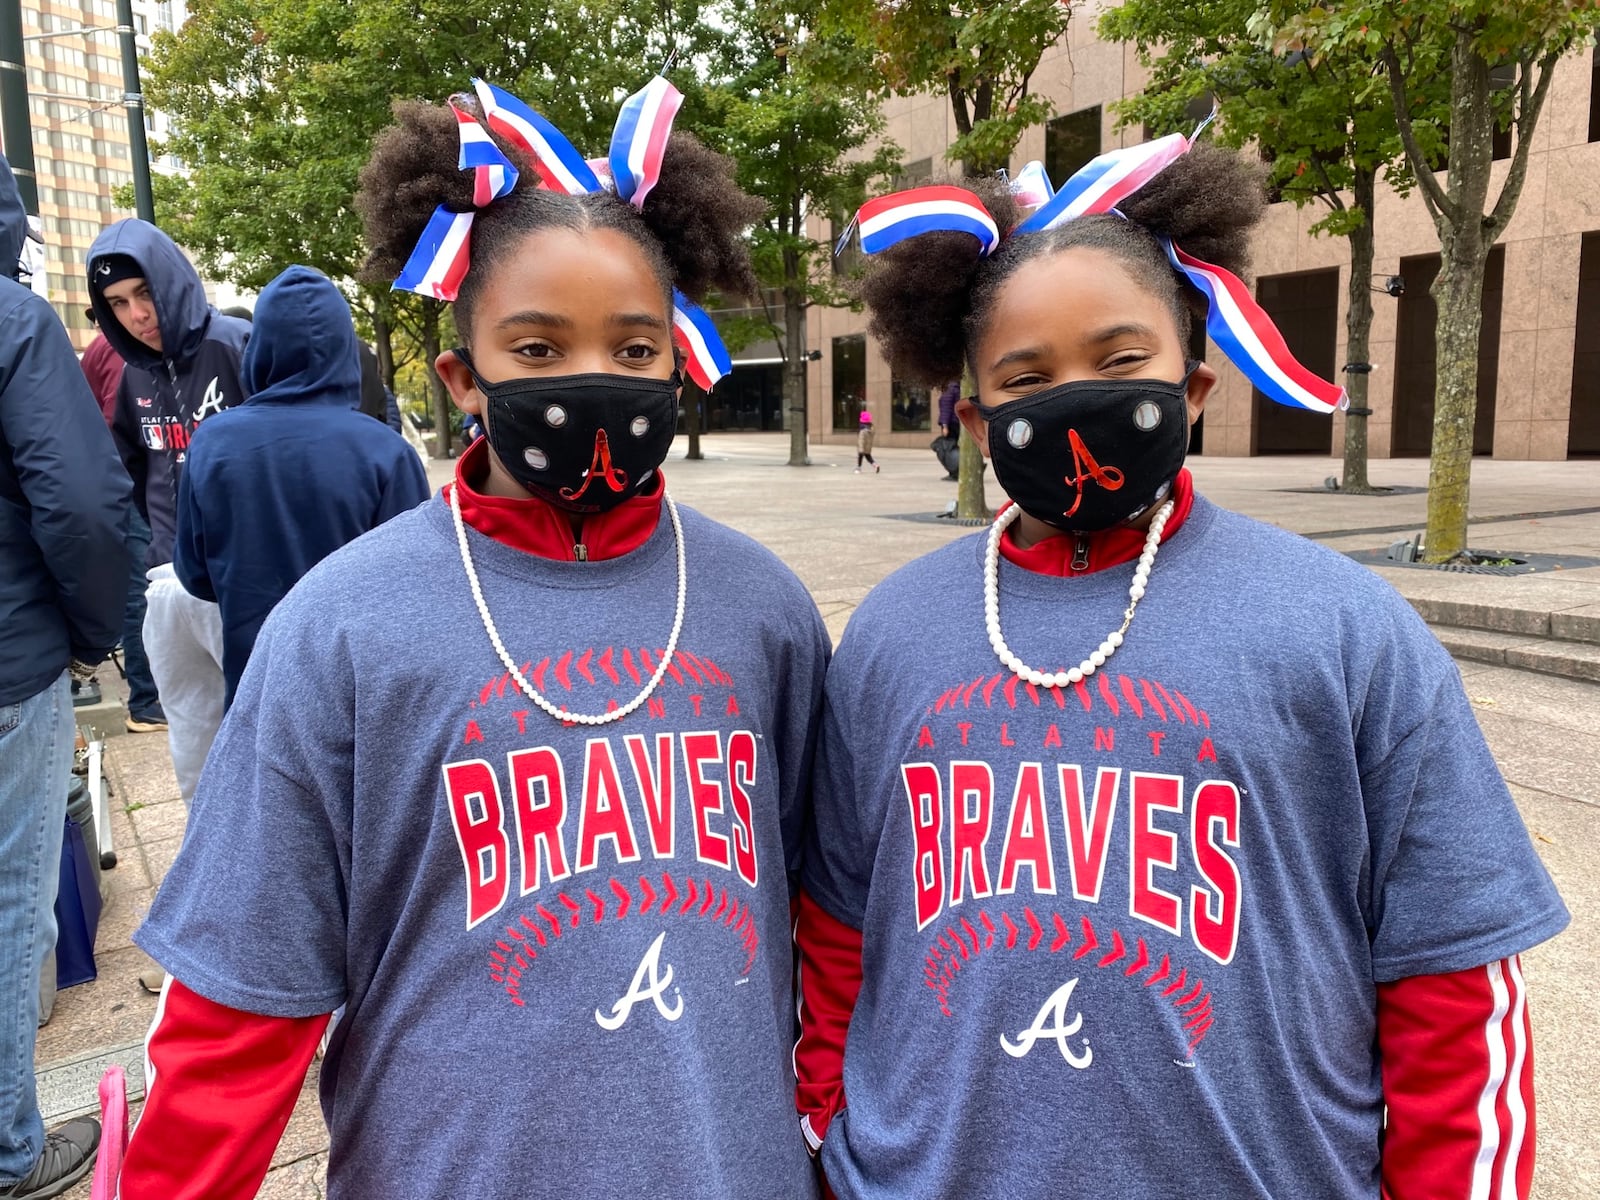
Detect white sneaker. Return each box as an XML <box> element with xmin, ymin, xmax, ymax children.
<box><xmin>853</xmin><ymin>468</ymin><xmax>861</xmax><ymax>474</ymax></box>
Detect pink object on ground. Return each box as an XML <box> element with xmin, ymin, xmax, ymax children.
<box><xmin>91</xmin><ymin>1064</ymin><xmax>128</xmax><ymax>1199</ymax></box>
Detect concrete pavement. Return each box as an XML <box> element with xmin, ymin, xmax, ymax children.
<box><xmin>42</xmin><ymin>435</ymin><xmax>1599</xmax><ymax>1197</ymax></box>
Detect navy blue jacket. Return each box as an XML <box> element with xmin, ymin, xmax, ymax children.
<box><xmin>174</xmin><ymin>266</ymin><xmax>431</xmax><ymax>706</ymax></box>
<box><xmin>89</xmin><ymin>220</ymin><xmax>251</xmax><ymax>568</ymax></box>
<box><xmin>0</xmin><ymin>155</ymin><xmax>132</xmax><ymax>704</ymax></box>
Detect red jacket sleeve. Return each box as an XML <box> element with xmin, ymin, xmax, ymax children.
<box><xmin>1378</xmin><ymin>956</ymin><xmax>1535</xmax><ymax>1200</ymax></box>
<box><xmin>119</xmin><ymin>978</ymin><xmax>330</xmax><ymax>1200</ymax></box>
<box><xmin>794</xmin><ymin>889</ymin><xmax>864</xmax><ymax>1156</ymax></box>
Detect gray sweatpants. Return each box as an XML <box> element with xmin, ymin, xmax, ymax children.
<box><xmin>142</xmin><ymin>564</ymin><xmax>225</xmax><ymax>805</ymax></box>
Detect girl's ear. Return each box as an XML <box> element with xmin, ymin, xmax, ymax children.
<box><xmin>435</xmin><ymin>349</ymin><xmax>483</xmax><ymax>416</ymax></box>
<box><xmin>1186</xmin><ymin>361</ymin><xmax>1219</xmax><ymax>426</ymax></box>
<box><xmin>955</xmin><ymin>394</ymin><xmax>992</xmax><ymax>459</ymax></box>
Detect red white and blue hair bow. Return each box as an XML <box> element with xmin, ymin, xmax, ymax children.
<box><xmin>846</xmin><ymin>111</ymin><xmax>1347</xmax><ymax>414</ymax></box>
<box><xmin>393</xmin><ymin>76</ymin><xmax>735</xmax><ymax>390</ymax></box>
<box><xmin>393</xmin><ymin>104</ymin><xmax>518</xmax><ymax>301</ymax></box>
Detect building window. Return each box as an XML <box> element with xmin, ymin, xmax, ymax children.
<box><xmin>891</xmin><ymin>375</ymin><xmax>931</xmax><ymax>432</ymax></box>
<box><xmin>891</xmin><ymin>157</ymin><xmax>932</xmax><ymax>191</ymax></box>
<box><xmin>1590</xmin><ymin>50</ymin><xmax>1600</xmax><ymax>143</ymax></box>
<box><xmin>832</xmin><ymin>334</ymin><xmax>866</xmax><ymax>431</ymax></box>
<box><xmin>1046</xmin><ymin>106</ymin><xmax>1101</xmax><ymax>185</ymax></box>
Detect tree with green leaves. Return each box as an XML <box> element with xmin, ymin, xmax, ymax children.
<box><xmin>819</xmin><ymin>0</ymin><xmax>1074</xmax><ymax>517</ymax></box>
<box><xmin>135</xmin><ymin>0</ymin><xmax>684</xmax><ymax>455</ymax></box>
<box><xmin>1283</xmin><ymin>0</ymin><xmax>1598</xmax><ymax>560</ymax></box>
<box><xmin>706</xmin><ymin>2</ymin><xmax>898</xmax><ymax>467</ymax></box>
<box><xmin>1100</xmin><ymin>0</ymin><xmax>1427</xmax><ymax>493</ymax></box>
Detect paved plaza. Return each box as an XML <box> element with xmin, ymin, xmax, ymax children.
<box><xmin>43</xmin><ymin>434</ymin><xmax>1600</xmax><ymax>1197</ymax></box>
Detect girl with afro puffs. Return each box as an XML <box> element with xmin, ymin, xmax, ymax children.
<box><xmin>118</xmin><ymin>83</ymin><xmax>826</xmax><ymax>1199</ymax></box>
<box><xmin>793</xmin><ymin>142</ymin><xmax>1566</xmax><ymax>1199</ymax></box>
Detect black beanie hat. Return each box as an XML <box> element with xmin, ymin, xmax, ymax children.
<box><xmin>92</xmin><ymin>253</ymin><xmax>143</xmax><ymax>291</ymax></box>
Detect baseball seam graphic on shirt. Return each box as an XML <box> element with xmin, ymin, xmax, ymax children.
<box><xmin>921</xmin><ymin>908</ymin><xmax>1216</xmax><ymax>1055</ymax></box>
<box><xmin>485</xmin><ymin>870</ymin><xmax>759</xmax><ymax>1007</ymax></box>
<box><xmin>928</xmin><ymin>671</ymin><xmax>1209</xmax><ymax>727</ymax></box>
<box><xmin>476</xmin><ymin>647</ymin><xmax>736</xmax><ymax>709</ymax></box>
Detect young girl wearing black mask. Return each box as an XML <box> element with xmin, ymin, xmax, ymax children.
<box><xmin>119</xmin><ymin>81</ymin><xmax>827</xmax><ymax>1200</ymax></box>
<box><xmin>794</xmin><ymin>141</ymin><xmax>1566</xmax><ymax>1199</ymax></box>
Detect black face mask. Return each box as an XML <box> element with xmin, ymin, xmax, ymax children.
<box><xmin>975</xmin><ymin>365</ymin><xmax>1196</xmax><ymax>534</ymax></box>
<box><xmin>455</xmin><ymin>351</ymin><xmax>680</xmax><ymax>514</ymax></box>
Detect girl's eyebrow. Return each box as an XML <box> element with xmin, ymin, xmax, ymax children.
<box><xmin>607</xmin><ymin>311</ymin><xmax>669</xmax><ymax>331</ymax></box>
<box><xmin>987</xmin><ymin>345</ymin><xmax>1048</xmax><ymax>372</ymax></box>
<box><xmin>1086</xmin><ymin>321</ymin><xmax>1159</xmax><ymax>343</ymax></box>
<box><xmin>496</xmin><ymin>309</ymin><xmax>576</xmax><ymax>330</ymax></box>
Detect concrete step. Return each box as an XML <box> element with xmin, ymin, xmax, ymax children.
<box><xmin>1406</xmin><ymin>595</ymin><xmax>1600</xmax><ymax>646</ymax></box>
<box><xmin>1433</xmin><ymin>624</ymin><xmax>1600</xmax><ymax>685</ymax></box>
<box><xmin>73</xmin><ymin>698</ymin><xmax>129</xmax><ymax>739</ymax></box>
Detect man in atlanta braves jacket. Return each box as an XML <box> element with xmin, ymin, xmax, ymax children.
<box><xmin>87</xmin><ymin>220</ymin><xmax>250</xmax><ymax>805</ymax></box>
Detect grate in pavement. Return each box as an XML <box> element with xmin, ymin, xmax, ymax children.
<box><xmin>36</xmin><ymin>1042</ymin><xmax>146</xmax><ymax>1123</ymax></box>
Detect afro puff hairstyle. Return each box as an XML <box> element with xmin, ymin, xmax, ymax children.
<box><xmin>357</xmin><ymin>97</ymin><xmax>766</xmax><ymax>344</ymax></box>
<box><xmin>856</xmin><ymin>142</ymin><xmax>1267</xmax><ymax>388</ymax></box>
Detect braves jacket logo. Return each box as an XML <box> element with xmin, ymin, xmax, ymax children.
<box><xmin>595</xmin><ymin>930</ymin><xmax>683</xmax><ymax>1030</ymax></box>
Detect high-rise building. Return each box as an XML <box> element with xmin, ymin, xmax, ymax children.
<box><xmin>13</xmin><ymin>0</ymin><xmax>185</xmax><ymax>348</ymax></box>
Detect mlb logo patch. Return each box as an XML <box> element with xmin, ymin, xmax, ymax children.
<box><xmin>144</xmin><ymin>424</ymin><xmax>165</xmax><ymax>451</ymax></box>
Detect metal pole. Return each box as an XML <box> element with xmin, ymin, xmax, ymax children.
<box><xmin>113</xmin><ymin>0</ymin><xmax>152</xmax><ymax>223</ymax></box>
<box><xmin>0</xmin><ymin>0</ymin><xmax>39</xmax><ymax>215</ymax></box>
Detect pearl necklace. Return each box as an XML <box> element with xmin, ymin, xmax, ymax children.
<box><xmin>451</xmin><ymin>483</ymin><xmax>687</xmax><ymax>726</ymax></box>
<box><xmin>984</xmin><ymin>499</ymin><xmax>1174</xmax><ymax>688</ymax></box>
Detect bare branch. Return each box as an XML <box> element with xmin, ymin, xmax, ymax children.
<box><xmin>1380</xmin><ymin>44</ymin><xmax>1456</xmax><ymax>225</ymax></box>
<box><xmin>1311</xmin><ymin>155</ymin><xmax>1348</xmax><ymax>212</ymax></box>
<box><xmin>1488</xmin><ymin>50</ymin><xmax>1560</xmax><ymax>233</ymax></box>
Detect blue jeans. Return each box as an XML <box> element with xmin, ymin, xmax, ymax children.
<box><xmin>123</xmin><ymin>512</ymin><xmax>160</xmax><ymax>718</ymax></box>
<box><xmin>0</xmin><ymin>674</ymin><xmax>70</xmax><ymax>1184</ymax></box>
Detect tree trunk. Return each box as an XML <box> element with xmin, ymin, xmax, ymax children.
<box><xmin>373</xmin><ymin>303</ymin><xmax>396</xmax><ymax>393</ymax></box>
<box><xmin>953</xmin><ymin>127</ymin><xmax>1004</xmax><ymax>521</ymax></box>
<box><xmin>685</xmin><ymin>382</ymin><xmax>703</xmax><ymax>460</ymax></box>
<box><xmin>1340</xmin><ymin>172</ymin><xmax>1377</xmax><ymax>493</ymax></box>
<box><xmin>956</xmin><ymin>367</ymin><xmax>989</xmax><ymax>520</ymax></box>
<box><xmin>783</xmin><ymin>279</ymin><xmax>809</xmax><ymax>466</ymax></box>
<box><xmin>422</xmin><ymin>300</ymin><xmax>452</xmax><ymax>459</ymax></box>
<box><xmin>1424</xmin><ymin>31</ymin><xmax>1496</xmax><ymax>563</ymax></box>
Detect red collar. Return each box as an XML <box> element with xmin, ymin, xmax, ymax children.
<box><xmin>441</xmin><ymin>437</ymin><xmax>663</xmax><ymax>562</ymax></box>
<box><xmin>998</xmin><ymin>468</ymin><xmax>1195</xmax><ymax>577</ymax></box>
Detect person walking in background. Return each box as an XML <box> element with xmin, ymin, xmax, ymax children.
<box><xmin>78</xmin><ymin>311</ymin><xmax>166</xmax><ymax>735</ymax></box>
<box><xmin>87</xmin><ymin>219</ymin><xmax>250</xmax><ymax>803</ymax></box>
<box><xmin>0</xmin><ymin>153</ymin><xmax>129</xmax><ymax>1199</ymax></box>
<box><xmin>932</xmin><ymin>380</ymin><xmax>961</xmax><ymax>480</ymax></box>
<box><xmin>174</xmin><ymin>266</ymin><xmax>430</xmax><ymax>709</ymax></box>
<box><xmin>855</xmin><ymin>410</ymin><xmax>879</xmax><ymax>474</ymax></box>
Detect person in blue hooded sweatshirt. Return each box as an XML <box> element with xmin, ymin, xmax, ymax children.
<box><xmin>0</xmin><ymin>153</ymin><xmax>128</xmax><ymax>1198</ymax></box>
<box><xmin>87</xmin><ymin>220</ymin><xmax>251</xmax><ymax>805</ymax></box>
<box><xmin>174</xmin><ymin>267</ymin><xmax>430</xmax><ymax>709</ymax></box>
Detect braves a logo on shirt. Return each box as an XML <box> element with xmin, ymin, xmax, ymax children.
<box><xmin>904</xmin><ymin>668</ymin><xmax>1236</xmax><ymax>1061</ymax></box>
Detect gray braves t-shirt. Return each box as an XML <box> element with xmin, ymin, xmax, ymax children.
<box><xmin>138</xmin><ymin>498</ymin><xmax>826</xmax><ymax>1199</ymax></box>
<box><xmin>804</xmin><ymin>496</ymin><xmax>1568</xmax><ymax>1200</ymax></box>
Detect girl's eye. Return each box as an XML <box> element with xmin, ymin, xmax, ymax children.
<box><xmin>1002</xmin><ymin>373</ymin><xmax>1049</xmax><ymax>391</ymax></box>
<box><xmin>1103</xmin><ymin>352</ymin><xmax>1152</xmax><ymax>371</ymax></box>
<box><xmin>619</xmin><ymin>343</ymin><xmax>659</xmax><ymax>361</ymax></box>
<box><xmin>513</xmin><ymin>343</ymin><xmax>555</xmax><ymax>359</ymax></box>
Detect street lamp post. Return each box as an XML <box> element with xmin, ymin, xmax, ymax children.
<box><xmin>0</xmin><ymin>0</ymin><xmax>39</xmax><ymax>214</ymax></box>
<box><xmin>113</xmin><ymin>0</ymin><xmax>152</xmax><ymax>222</ymax></box>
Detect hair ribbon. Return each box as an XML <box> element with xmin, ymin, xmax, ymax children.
<box><xmin>393</xmin><ymin>76</ymin><xmax>735</xmax><ymax>390</ymax></box>
<box><xmin>392</xmin><ymin>104</ymin><xmax>518</xmax><ymax>301</ymax></box>
<box><xmin>847</xmin><ymin>106</ymin><xmax>1347</xmax><ymax>414</ymax></box>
